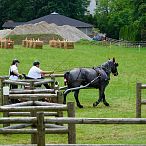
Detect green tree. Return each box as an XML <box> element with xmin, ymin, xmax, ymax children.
<box><xmin>94</xmin><ymin>0</ymin><xmax>145</xmax><ymax>41</ymax></box>
<box><xmin>0</xmin><ymin>0</ymin><xmax>90</xmax><ymax>29</ymax></box>
<box><xmin>0</xmin><ymin>0</ymin><xmax>90</xmax><ymax>27</ymax></box>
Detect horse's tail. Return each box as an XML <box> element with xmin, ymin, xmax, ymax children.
<box><xmin>64</xmin><ymin>72</ymin><xmax>70</xmax><ymax>86</ymax></box>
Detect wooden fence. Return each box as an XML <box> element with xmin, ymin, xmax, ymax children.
<box><xmin>2</xmin><ymin>144</ymin><xmax>146</xmax><ymax>146</ymax></box>
<box><xmin>1</xmin><ymin>109</ymin><xmax>146</xmax><ymax>145</ymax></box>
<box><xmin>0</xmin><ymin>74</ymin><xmax>64</xmax><ymax>89</ymax></box>
<box><xmin>2</xmin><ymin>89</ymin><xmax>64</xmax><ymax>129</ymax></box>
<box><xmin>107</xmin><ymin>38</ymin><xmax>146</xmax><ymax>48</ymax></box>
<box><xmin>0</xmin><ymin>75</ymin><xmax>64</xmax><ymax>128</ymax></box>
<box><xmin>0</xmin><ymin>102</ymin><xmax>75</xmax><ymax>146</ymax></box>
<box><xmin>136</xmin><ymin>83</ymin><xmax>146</xmax><ymax>118</ymax></box>
<box><xmin>0</xmin><ymin>74</ymin><xmax>64</xmax><ymax>106</ymax></box>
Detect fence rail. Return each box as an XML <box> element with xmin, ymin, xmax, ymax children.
<box><xmin>136</xmin><ymin>83</ymin><xmax>146</xmax><ymax>118</ymax></box>
<box><xmin>107</xmin><ymin>38</ymin><xmax>146</xmax><ymax>48</ymax></box>
<box><xmin>46</xmin><ymin>117</ymin><xmax>146</xmax><ymax>124</ymax></box>
<box><xmin>0</xmin><ymin>144</ymin><xmax>146</xmax><ymax>146</ymax></box>
<box><xmin>1</xmin><ymin>115</ymin><xmax>146</xmax><ymax>145</ymax></box>
<box><xmin>0</xmin><ymin>102</ymin><xmax>75</xmax><ymax>145</ymax></box>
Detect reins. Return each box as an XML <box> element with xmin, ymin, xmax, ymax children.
<box><xmin>64</xmin><ymin>75</ymin><xmax>101</xmax><ymax>94</ymax></box>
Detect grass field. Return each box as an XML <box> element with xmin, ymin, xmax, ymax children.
<box><xmin>0</xmin><ymin>41</ymin><xmax>146</xmax><ymax>144</ymax></box>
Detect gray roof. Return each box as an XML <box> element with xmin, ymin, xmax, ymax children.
<box><xmin>2</xmin><ymin>13</ymin><xmax>93</xmax><ymax>28</ymax></box>
<box><xmin>2</xmin><ymin>21</ymin><xmax>25</xmax><ymax>28</ymax></box>
<box><xmin>26</xmin><ymin>13</ymin><xmax>93</xmax><ymax>28</ymax></box>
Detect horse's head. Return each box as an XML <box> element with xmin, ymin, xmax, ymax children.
<box><xmin>110</xmin><ymin>58</ymin><xmax>119</xmax><ymax>76</ymax></box>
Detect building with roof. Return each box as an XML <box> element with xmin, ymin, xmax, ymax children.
<box><xmin>2</xmin><ymin>13</ymin><xmax>93</xmax><ymax>35</ymax></box>
<box><xmin>2</xmin><ymin>20</ymin><xmax>25</xmax><ymax>29</ymax></box>
<box><xmin>88</xmin><ymin>0</ymin><xmax>97</xmax><ymax>15</ymax></box>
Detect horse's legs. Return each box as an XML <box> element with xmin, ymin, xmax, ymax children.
<box><xmin>93</xmin><ymin>85</ymin><xmax>105</xmax><ymax>107</ymax></box>
<box><xmin>74</xmin><ymin>90</ymin><xmax>83</xmax><ymax>108</ymax></box>
<box><xmin>63</xmin><ymin>90</ymin><xmax>71</xmax><ymax>104</ymax></box>
<box><xmin>102</xmin><ymin>93</ymin><xmax>109</xmax><ymax>106</ymax></box>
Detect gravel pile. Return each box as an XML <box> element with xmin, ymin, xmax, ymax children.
<box><xmin>0</xmin><ymin>29</ymin><xmax>12</xmax><ymax>38</ymax></box>
<box><xmin>0</xmin><ymin>21</ymin><xmax>91</xmax><ymax>41</ymax></box>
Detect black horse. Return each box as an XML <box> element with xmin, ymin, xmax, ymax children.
<box><xmin>63</xmin><ymin>58</ymin><xmax>119</xmax><ymax>108</ymax></box>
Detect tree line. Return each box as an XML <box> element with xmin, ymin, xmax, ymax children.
<box><xmin>0</xmin><ymin>0</ymin><xmax>89</xmax><ymax>26</ymax></box>
<box><xmin>88</xmin><ymin>0</ymin><xmax>146</xmax><ymax>41</ymax></box>
<box><xmin>0</xmin><ymin>0</ymin><xmax>145</xmax><ymax>41</ymax></box>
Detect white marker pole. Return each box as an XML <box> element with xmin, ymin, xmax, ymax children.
<box><xmin>3</xmin><ymin>86</ymin><xmax>9</xmax><ymax>95</ymax></box>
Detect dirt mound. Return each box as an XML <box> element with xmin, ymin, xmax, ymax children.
<box><xmin>0</xmin><ymin>29</ymin><xmax>12</xmax><ymax>38</ymax></box>
<box><xmin>9</xmin><ymin>21</ymin><xmax>91</xmax><ymax>41</ymax></box>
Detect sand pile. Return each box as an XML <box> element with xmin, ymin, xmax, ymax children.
<box><xmin>0</xmin><ymin>29</ymin><xmax>12</xmax><ymax>38</ymax></box>
<box><xmin>8</xmin><ymin>21</ymin><xmax>91</xmax><ymax>41</ymax></box>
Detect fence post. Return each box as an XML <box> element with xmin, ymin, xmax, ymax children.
<box><xmin>3</xmin><ymin>86</ymin><xmax>10</xmax><ymax>127</ymax></box>
<box><xmin>136</xmin><ymin>83</ymin><xmax>142</xmax><ymax>118</ymax></box>
<box><xmin>67</xmin><ymin>102</ymin><xmax>76</xmax><ymax>144</ymax></box>
<box><xmin>30</xmin><ymin>81</ymin><xmax>35</xmax><ymax>90</ymax></box>
<box><xmin>37</xmin><ymin>112</ymin><xmax>45</xmax><ymax>146</ymax></box>
<box><xmin>1</xmin><ymin>78</ymin><xmax>5</xmax><ymax>105</ymax></box>
<box><xmin>31</xmin><ymin>110</ymin><xmax>37</xmax><ymax>144</ymax></box>
<box><xmin>57</xmin><ymin>91</ymin><xmax>63</xmax><ymax>117</ymax></box>
<box><xmin>51</xmin><ymin>76</ymin><xmax>55</xmax><ymax>89</ymax></box>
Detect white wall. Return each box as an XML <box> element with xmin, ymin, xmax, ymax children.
<box><xmin>88</xmin><ymin>0</ymin><xmax>97</xmax><ymax>15</ymax></box>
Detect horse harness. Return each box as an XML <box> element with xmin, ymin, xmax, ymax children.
<box><xmin>65</xmin><ymin>67</ymin><xmax>109</xmax><ymax>87</ymax></box>
<box><xmin>93</xmin><ymin>67</ymin><xmax>109</xmax><ymax>81</ymax></box>
<box><xmin>75</xmin><ymin>68</ymin><xmax>102</xmax><ymax>83</ymax></box>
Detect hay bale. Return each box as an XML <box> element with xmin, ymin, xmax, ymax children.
<box><xmin>29</xmin><ymin>39</ymin><xmax>34</xmax><ymax>48</ymax></box>
<box><xmin>26</xmin><ymin>40</ymin><xmax>29</xmax><ymax>48</ymax></box>
<box><xmin>0</xmin><ymin>40</ymin><xmax>6</xmax><ymax>48</ymax></box>
<box><xmin>7</xmin><ymin>40</ymin><xmax>14</xmax><ymax>49</ymax></box>
<box><xmin>49</xmin><ymin>40</ymin><xmax>57</xmax><ymax>48</ymax></box>
<box><xmin>59</xmin><ymin>41</ymin><xmax>65</xmax><ymax>48</ymax></box>
<box><xmin>55</xmin><ymin>40</ymin><xmax>60</xmax><ymax>48</ymax></box>
<box><xmin>22</xmin><ymin>38</ymin><xmax>28</xmax><ymax>47</ymax></box>
<box><xmin>0</xmin><ymin>38</ymin><xmax>14</xmax><ymax>49</ymax></box>
<box><xmin>64</xmin><ymin>41</ymin><xmax>74</xmax><ymax>49</ymax></box>
<box><xmin>33</xmin><ymin>41</ymin><xmax>43</xmax><ymax>49</ymax></box>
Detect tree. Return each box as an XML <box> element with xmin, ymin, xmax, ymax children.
<box><xmin>94</xmin><ymin>0</ymin><xmax>132</xmax><ymax>39</ymax></box>
<box><xmin>0</xmin><ymin>0</ymin><xmax>90</xmax><ymax>29</ymax></box>
<box><xmin>94</xmin><ymin>0</ymin><xmax>145</xmax><ymax>41</ymax></box>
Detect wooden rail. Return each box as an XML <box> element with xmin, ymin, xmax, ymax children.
<box><xmin>0</xmin><ymin>74</ymin><xmax>64</xmax><ymax>105</ymax></box>
<box><xmin>3</xmin><ymin>80</ymin><xmax>30</xmax><ymax>86</ymax></box>
<box><xmin>0</xmin><ymin>102</ymin><xmax>75</xmax><ymax>145</ymax></box>
<box><xmin>0</xmin><ymin>144</ymin><xmax>145</xmax><ymax>146</ymax></box>
<box><xmin>136</xmin><ymin>83</ymin><xmax>146</xmax><ymax>118</ymax></box>
<box><xmin>0</xmin><ymin>100</ymin><xmax>146</xmax><ymax>145</ymax></box>
<box><xmin>1</xmin><ymin>114</ymin><xmax>146</xmax><ymax>145</ymax></box>
<box><xmin>46</xmin><ymin>117</ymin><xmax>146</xmax><ymax>124</ymax></box>
<box><xmin>9</xmin><ymin>93</ymin><xmax>57</xmax><ymax>99</ymax></box>
<box><xmin>10</xmin><ymin>89</ymin><xmax>55</xmax><ymax>94</ymax></box>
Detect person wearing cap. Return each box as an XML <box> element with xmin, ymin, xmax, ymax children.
<box><xmin>27</xmin><ymin>61</ymin><xmax>54</xmax><ymax>89</ymax></box>
<box><xmin>9</xmin><ymin>59</ymin><xmax>22</xmax><ymax>103</ymax></box>
<box><xmin>9</xmin><ymin>59</ymin><xmax>21</xmax><ymax>84</ymax></box>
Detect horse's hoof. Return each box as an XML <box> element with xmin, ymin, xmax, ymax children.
<box><xmin>77</xmin><ymin>104</ymin><xmax>83</xmax><ymax>108</ymax></box>
<box><xmin>93</xmin><ymin>102</ymin><xmax>98</xmax><ymax>107</ymax></box>
<box><xmin>104</xmin><ymin>102</ymin><xmax>110</xmax><ymax>106</ymax></box>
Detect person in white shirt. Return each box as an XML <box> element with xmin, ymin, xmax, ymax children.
<box><xmin>9</xmin><ymin>59</ymin><xmax>21</xmax><ymax>83</ymax></box>
<box><xmin>27</xmin><ymin>61</ymin><xmax>54</xmax><ymax>89</ymax></box>
<box><xmin>9</xmin><ymin>59</ymin><xmax>22</xmax><ymax>103</ymax></box>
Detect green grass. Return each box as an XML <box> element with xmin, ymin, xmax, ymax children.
<box><xmin>0</xmin><ymin>41</ymin><xmax>146</xmax><ymax>144</ymax></box>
